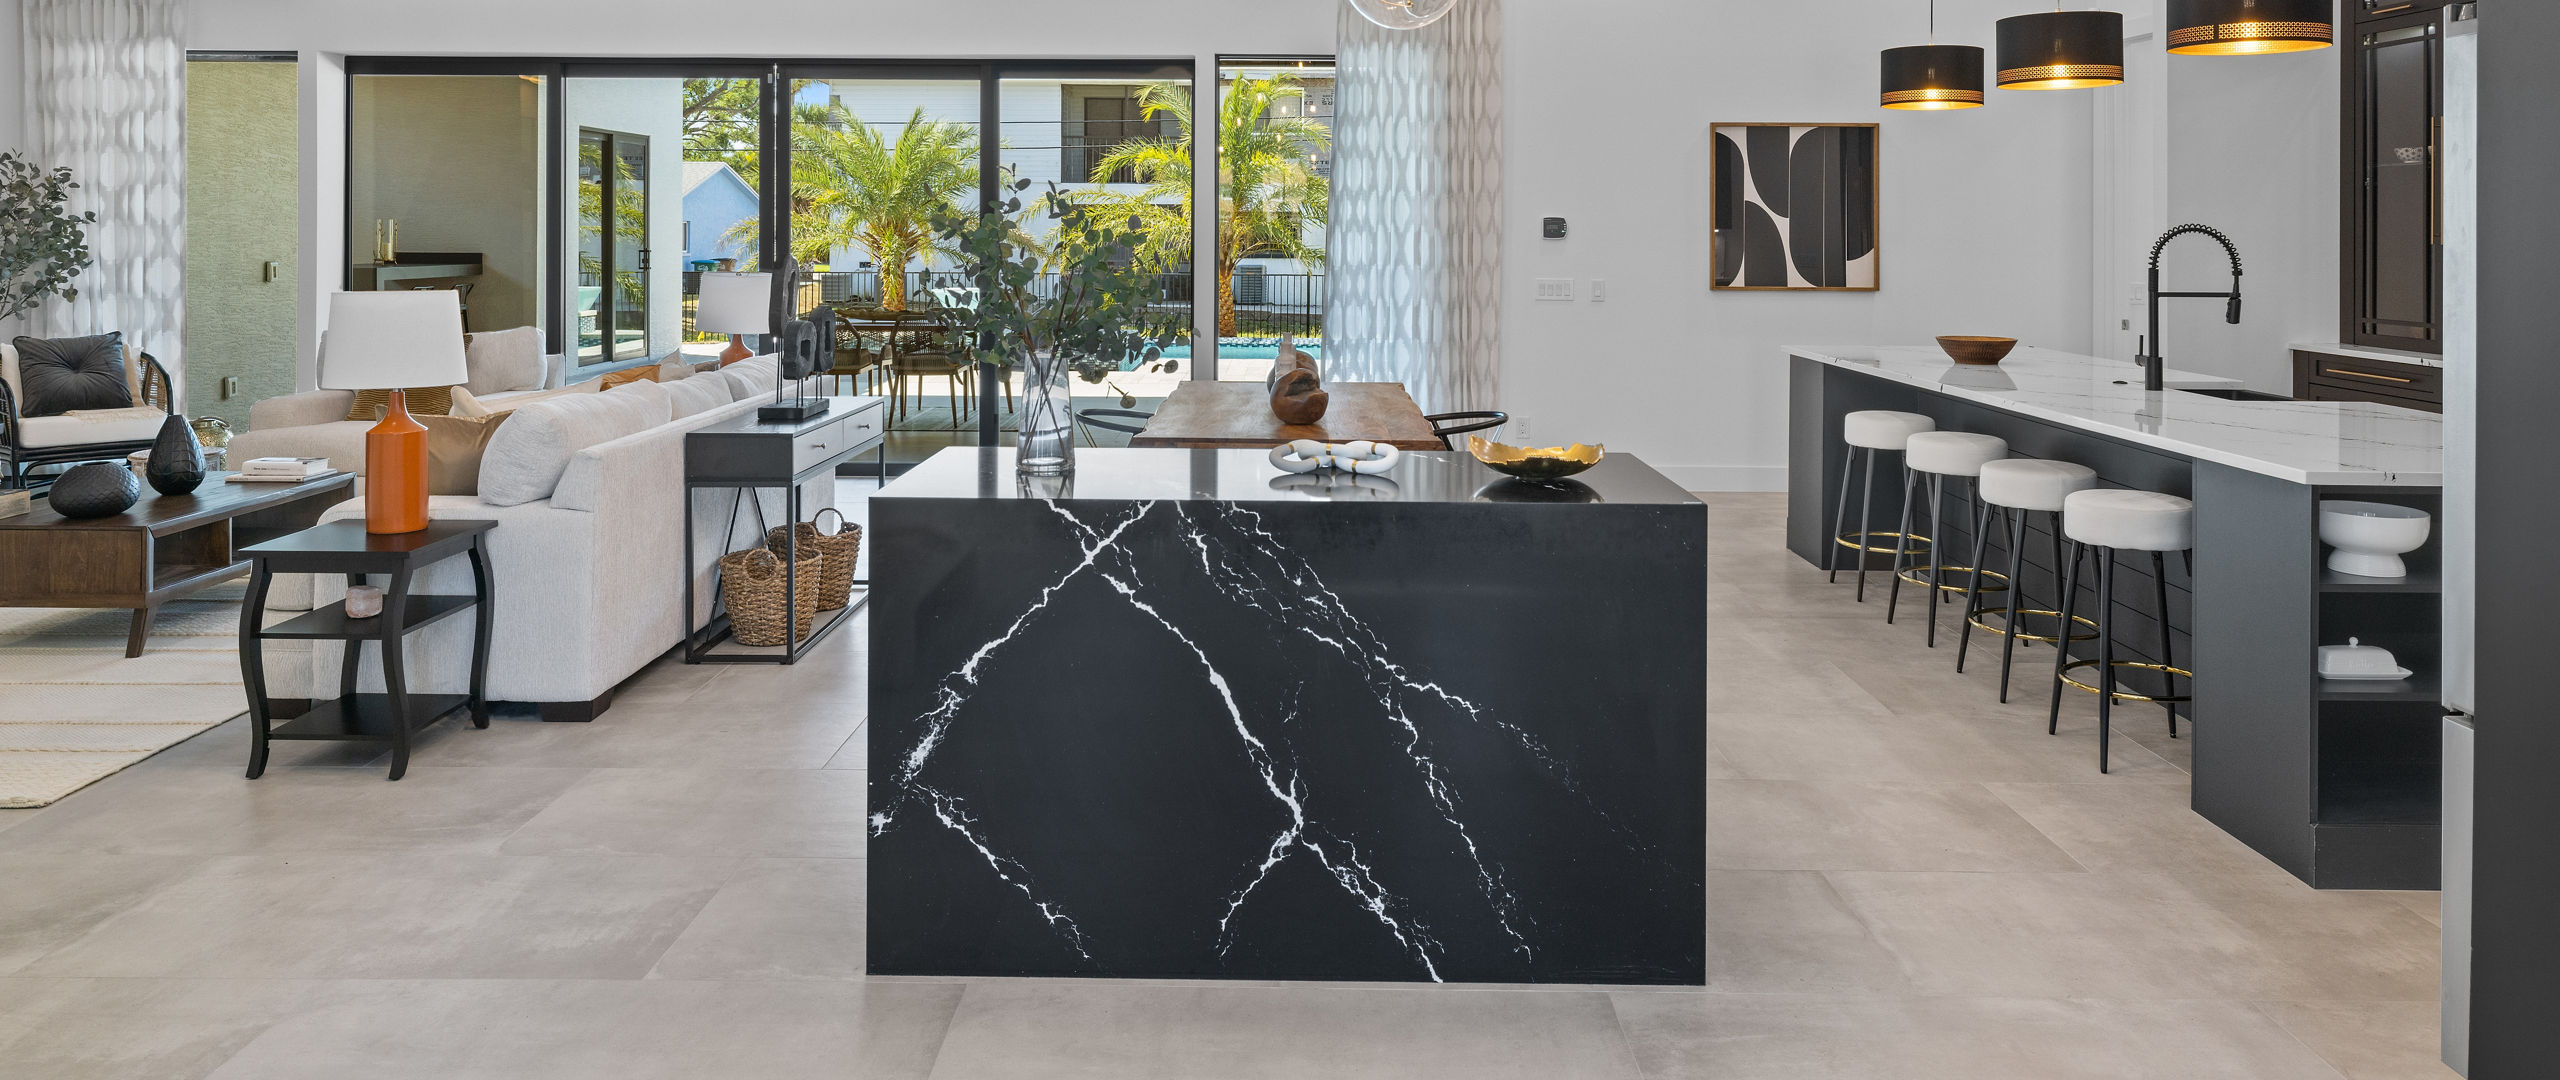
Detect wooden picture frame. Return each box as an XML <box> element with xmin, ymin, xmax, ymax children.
<box><xmin>1711</xmin><ymin>122</ymin><xmax>1881</xmax><ymax>292</ymax></box>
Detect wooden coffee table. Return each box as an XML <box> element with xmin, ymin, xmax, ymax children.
<box><xmin>1127</xmin><ymin>382</ymin><xmax>1448</xmax><ymax>451</ymax></box>
<box><xmin>0</xmin><ymin>472</ymin><xmax>357</xmax><ymax>656</ymax></box>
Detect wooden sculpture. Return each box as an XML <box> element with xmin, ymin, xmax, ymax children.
<box><xmin>1265</xmin><ymin>336</ymin><xmax>1330</xmax><ymax>425</ymax></box>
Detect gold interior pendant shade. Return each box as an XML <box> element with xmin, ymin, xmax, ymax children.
<box><xmin>2167</xmin><ymin>0</ymin><xmax>2334</xmax><ymax>55</ymax></box>
<box><xmin>1996</xmin><ymin>8</ymin><xmax>2127</xmax><ymax>90</ymax></box>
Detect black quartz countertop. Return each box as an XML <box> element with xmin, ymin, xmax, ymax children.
<box><xmin>878</xmin><ymin>447</ymin><xmax>1703</xmax><ymax>506</ymax></box>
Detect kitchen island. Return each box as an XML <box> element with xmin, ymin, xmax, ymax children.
<box><xmin>866</xmin><ymin>447</ymin><xmax>1707</xmax><ymax>984</ymax></box>
<box><xmin>1789</xmin><ymin>346</ymin><xmax>2446</xmax><ymax>889</ymax></box>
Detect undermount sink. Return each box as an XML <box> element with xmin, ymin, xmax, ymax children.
<box><xmin>2173</xmin><ymin>386</ymin><xmax>2294</xmax><ymax>402</ymax></box>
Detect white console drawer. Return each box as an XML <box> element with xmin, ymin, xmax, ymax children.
<box><xmin>789</xmin><ymin>403</ymin><xmax>883</xmax><ymax>476</ymax></box>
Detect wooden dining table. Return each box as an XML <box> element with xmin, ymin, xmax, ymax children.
<box><xmin>1128</xmin><ymin>382</ymin><xmax>1447</xmax><ymax>451</ymax></box>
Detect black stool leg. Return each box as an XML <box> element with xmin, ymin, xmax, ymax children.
<box><xmin>1924</xmin><ymin>473</ymin><xmax>1948</xmax><ymax>645</ymax></box>
<box><xmin>2154</xmin><ymin>550</ymin><xmax>2179</xmax><ymax>737</ymax></box>
<box><xmin>1996</xmin><ymin>508</ymin><xmax>2029</xmax><ymax>702</ymax></box>
<box><xmin>1957</xmin><ymin>493</ymin><xmax>1995</xmax><ymax>671</ymax></box>
<box><xmin>1855</xmin><ymin>449</ymin><xmax>1879</xmax><ymax>602</ymax></box>
<box><xmin>2048</xmin><ymin>540</ymin><xmax>2084</xmax><ymax>736</ymax></box>
<box><xmin>1829</xmin><ymin>448</ymin><xmax>1857</xmax><ymax>584</ymax></box>
<box><xmin>1888</xmin><ymin>466</ymin><xmax>1920</xmax><ymax>624</ymax></box>
<box><xmin>2097</xmin><ymin>549</ymin><xmax>2117</xmax><ymax>775</ymax></box>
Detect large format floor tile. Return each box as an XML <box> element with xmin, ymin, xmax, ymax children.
<box><xmin>20</xmin><ymin>853</ymin><xmax>737</xmax><ymax>979</ymax></box>
<box><xmin>1697</xmin><ymin>870</ymin><xmax>1914</xmax><ymax>995</ymax></box>
<box><xmin>0</xmin><ymin>977</ymin><xmax>318</xmax><ymax>1080</ymax></box>
<box><xmin>499</xmin><ymin>767</ymin><xmax>869</xmax><ymax>858</ymax></box>
<box><xmin>0</xmin><ymin>764</ymin><xmax>590</xmax><ymax>856</ymax></box>
<box><xmin>924</xmin><ymin>980</ymin><xmax>1642</xmax><ymax>1079</ymax></box>
<box><xmin>2258</xmin><ymin>1000</ymin><xmax>2465</xmax><ymax>1080</ymax></box>
<box><xmin>648</xmin><ymin>857</ymin><xmax>868</xmax><ymax>981</ymax></box>
<box><xmin>0</xmin><ymin>854</ymin><xmax>207</xmax><ymax>975</ymax></box>
<box><xmin>201</xmin><ymin>978</ymin><xmax>963</xmax><ymax>1080</ymax></box>
<box><xmin>1707</xmin><ymin>780</ymin><xmax>2083</xmax><ymax>873</ymax></box>
<box><xmin>1611</xmin><ymin>993</ymin><xmax>2351</xmax><ymax>1080</ymax></box>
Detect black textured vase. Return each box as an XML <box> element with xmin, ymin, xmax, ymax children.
<box><xmin>48</xmin><ymin>462</ymin><xmax>142</xmax><ymax>519</ymax></box>
<box><xmin>146</xmin><ymin>414</ymin><xmax>207</xmax><ymax>496</ymax></box>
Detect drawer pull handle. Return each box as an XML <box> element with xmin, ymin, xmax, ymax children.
<box><xmin>808</xmin><ymin>442</ymin><xmax>830</xmax><ymax>451</ymax></box>
<box><xmin>2324</xmin><ymin>367</ymin><xmax>2415</xmax><ymax>384</ymax></box>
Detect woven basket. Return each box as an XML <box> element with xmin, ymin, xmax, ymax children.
<box><xmin>767</xmin><ymin>506</ymin><xmax>861</xmax><ymax>611</ymax></box>
<box><xmin>718</xmin><ymin>547</ymin><xmax>823</xmax><ymax>647</ymax></box>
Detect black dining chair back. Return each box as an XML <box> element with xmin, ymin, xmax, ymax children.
<box><xmin>1074</xmin><ymin>408</ymin><xmax>1153</xmax><ymax>444</ymax></box>
<box><xmin>1426</xmin><ymin>411</ymin><xmax>1509</xmax><ymax>449</ymax></box>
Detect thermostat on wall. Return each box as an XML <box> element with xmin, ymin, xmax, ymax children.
<box><xmin>1543</xmin><ymin>217</ymin><xmax>1568</xmax><ymax>239</ymax></box>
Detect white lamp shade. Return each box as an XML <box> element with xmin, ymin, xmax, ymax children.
<box><xmin>695</xmin><ymin>272</ymin><xmax>772</xmax><ymax>336</ymax></box>
<box><xmin>319</xmin><ymin>291</ymin><xmax>469</xmax><ymax>391</ymax></box>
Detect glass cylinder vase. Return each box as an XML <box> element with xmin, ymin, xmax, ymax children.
<box><xmin>1016</xmin><ymin>351</ymin><xmax>1076</xmax><ymax>476</ymax></box>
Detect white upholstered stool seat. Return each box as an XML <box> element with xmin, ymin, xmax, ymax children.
<box><xmin>2062</xmin><ymin>489</ymin><xmax>2195</xmax><ymax>553</ymax></box>
<box><xmin>1842</xmin><ymin>410</ymin><xmax>1935</xmax><ymax>450</ymax></box>
<box><xmin>1978</xmin><ymin>459</ymin><xmax>2098</xmax><ymax>512</ymax></box>
<box><xmin>1904</xmin><ymin>431</ymin><xmax>2008</xmax><ymax>477</ymax></box>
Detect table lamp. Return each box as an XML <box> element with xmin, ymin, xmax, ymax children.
<box><xmin>322</xmin><ymin>291</ymin><xmax>468</xmax><ymax>534</ymax></box>
<box><xmin>696</xmin><ymin>271</ymin><xmax>768</xmax><ymax>367</ymax></box>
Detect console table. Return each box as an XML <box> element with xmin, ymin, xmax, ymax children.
<box><xmin>683</xmin><ymin>395</ymin><xmax>886</xmax><ymax>664</ymax></box>
<box><xmin>238</xmin><ymin>520</ymin><xmax>496</xmax><ymax>781</ymax></box>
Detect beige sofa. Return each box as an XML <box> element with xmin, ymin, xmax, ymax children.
<box><xmin>263</xmin><ymin>355</ymin><xmax>841</xmax><ymax>720</ymax></box>
<box><xmin>230</xmin><ymin>326</ymin><xmax>568</xmax><ymax>475</ymax></box>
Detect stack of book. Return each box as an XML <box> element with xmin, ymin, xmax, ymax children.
<box><xmin>229</xmin><ymin>457</ymin><xmax>337</xmax><ymax>484</ymax></box>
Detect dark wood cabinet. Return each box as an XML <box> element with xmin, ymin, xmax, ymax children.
<box><xmin>2341</xmin><ymin>4</ymin><xmax>2456</xmax><ymax>354</ymax></box>
<box><xmin>2293</xmin><ymin>348</ymin><xmax>2444</xmax><ymax>412</ymax></box>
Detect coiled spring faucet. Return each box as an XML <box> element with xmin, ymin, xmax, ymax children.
<box><xmin>2142</xmin><ymin>224</ymin><xmax>2244</xmax><ymax>393</ymax></box>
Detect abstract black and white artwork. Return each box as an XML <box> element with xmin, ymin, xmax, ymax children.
<box><xmin>1712</xmin><ymin>123</ymin><xmax>1879</xmax><ymax>291</ymax></box>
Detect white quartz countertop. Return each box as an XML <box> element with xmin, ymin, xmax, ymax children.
<box><xmin>1789</xmin><ymin>345</ymin><xmax>2444</xmax><ymax>486</ymax></box>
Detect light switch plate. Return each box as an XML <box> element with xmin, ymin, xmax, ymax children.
<box><xmin>220</xmin><ymin>376</ymin><xmax>240</xmax><ymax>400</ymax></box>
<box><xmin>1590</xmin><ymin>279</ymin><xmax>1609</xmax><ymax>302</ymax></box>
<box><xmin>1535</xmin><ymin>278</ymin><xmax>1574</xmax><ymax>302</ymax></box>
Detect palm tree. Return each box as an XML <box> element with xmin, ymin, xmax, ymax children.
<box><xmin>1084</xmin><ymin>76</ymin><xmax>1330</xmax><ymax>336</ymax></box>
<box><xmin>789</xmin><ymin>105</ymin><xmax>978</xmax><ymax>312</ymax></box>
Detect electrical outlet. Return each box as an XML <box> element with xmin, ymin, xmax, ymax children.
<box><xmin>1535</xmin><ymin>278</ymin><xmax>1574</xmax><ymax>302</ymax></box>
<box><xmin>1512</xmin><ymin>414</ymin><xmax>1530</xmax><ymax>442</ymax></box>
<box><xmin>1590</xmin><ymin>278</ymin><xmax>1608</xmax><ymax>303</ymax></box>
<box><xmin>219</xmin><ymin>376</ymin><xmax>240</xmax><ymax>400</ymax></box>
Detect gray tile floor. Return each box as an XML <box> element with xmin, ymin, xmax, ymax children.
<box><xmin>0</xmin><ymin>492</ymin><xmax>2454</xmax><ymax>1078</ymax></box>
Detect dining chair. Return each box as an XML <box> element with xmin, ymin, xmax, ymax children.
<box><xmin>1074</xmin><ymin>407</ymin><xmax>1152</xmax><ymax>446</ymax></box>
<box><xmin>1426</xmin><ymin>411</ymin><xmax>1509</xmax><ymax>449</ymax></box>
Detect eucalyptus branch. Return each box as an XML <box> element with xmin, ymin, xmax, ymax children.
<box><xmin>0</xmin><ymin>152</ymin><xmax>96</xmax><ymax>323</ymax></box>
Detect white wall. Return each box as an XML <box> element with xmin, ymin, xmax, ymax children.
<box><xmin>2162</xmin><ymin>18</ymin><xmax>2340</xmax><ymax>393</ymax></box>
<box><xmin>1502</xmin><ymin>0</ymin><xmax>2096</xmax><ymax>490</ymax></box>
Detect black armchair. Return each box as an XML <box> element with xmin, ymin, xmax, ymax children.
<box><xmin>2</xmin><ymin>351</ymin><xmax>176</xmax><ymax>489</ymax></box>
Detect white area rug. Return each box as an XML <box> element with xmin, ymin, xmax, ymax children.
<box><xmin>0</xmin><ymin>582</ymin><xmax>249</xmax><ymax>807</ymax></box>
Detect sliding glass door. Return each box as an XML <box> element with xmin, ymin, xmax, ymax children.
<box><xmin>576</xmin><ymin>128</ymin><xmax>651</xmax><ymax>362</ymax></box>
<box><xmin>1214</xmin><ymin>57</ymin><xmax>1332</xmax><ymax>384</ymax></box>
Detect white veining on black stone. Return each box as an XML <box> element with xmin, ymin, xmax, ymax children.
<box><xmin>874</xmin><ymin>497</ymin><xmax>1657</xmax><ymax>980</ymax></box>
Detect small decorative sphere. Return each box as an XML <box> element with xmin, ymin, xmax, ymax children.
<box><xmin>48</xmin><ymin>462</ymin><xmax>144</xmax><ymax>519</ymax></box>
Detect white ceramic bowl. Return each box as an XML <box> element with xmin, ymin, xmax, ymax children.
<box><xmin>2318</xmin><ymin>500</ymin><xmax>2432</xmax><ymax>579</ymax></box>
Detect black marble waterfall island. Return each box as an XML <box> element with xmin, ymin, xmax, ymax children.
<box><xmin>867</xmin><ymin>448</ymin><xmax>1707</xmax><ymax>984</ymax></box>
<box><xmin>1788</xmin><ymin>346</ymin><xmax>2446</xmax><ymax>889</ymax></box>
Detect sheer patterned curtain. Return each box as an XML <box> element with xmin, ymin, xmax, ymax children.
<box><xmin>21</xmin><ymin>0</ymin><xmax>187</xmax><ymax>388</ymax></box>
<box><xmin>1323</xmin><ymin>0</ymin><xmax>1502</xmax><ymax>419</ymax></box>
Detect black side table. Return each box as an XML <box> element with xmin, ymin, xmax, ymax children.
<box><xmin>237</xmin><ymin>519</ymin><xmax>497</xmax><ymax>781</ymax></box>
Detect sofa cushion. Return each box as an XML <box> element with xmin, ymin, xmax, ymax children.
<box><xmin>597</xmin><ymin>365</ymin><xmax>662</xmax><ymax>390</ymax></box>
<box><xmin>663</xmin><ymin>371</ymin><xmax>733</xmax><ymax>418</ymax></box>
<box><xmin>11</xmin><ymin>410</ymin><xmax>167</xmax><ymax>448</ymax></box>
<box><xmin>657</xmin><ymin>355</ymin><xmax>716</xmax><ymax>382</ymax></box>
<box><xmin>718</xmin><ymin>356</ymin><xmax>778</xmax><ymax>401</ymax></box>
<box><xmin>227</xmin><ymin>420</ymin><xmax>372</xmax><ymax>475</ymax></box>
<box><xmin>476</xmin><ymin>382</ymin><xmax>672</xmax><ymax>507</ymax></box>
<box><xmin>343</xmin><ymin>386</ymin><xmax>455</xmax><ymax>422</ymax></box>
<box><xmin>453</xmin><ymin>380</ymin><xmax>597</xmax><ymax>418</ymax></box>
<box><xmin>462</xmin><ymin>326</ymin><xmax>547</xmax><ymax>395</ymax></box>
<box><xmin>421</xmin><ymin>413</ymin><xmax>511</xmax><ymax>496</ymax></box>
<box><xmin>11</xmin><ymin>333</ymin><xmax>133</xmax><ymax>417</ymax></box>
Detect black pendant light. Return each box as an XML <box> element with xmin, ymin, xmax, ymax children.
<box><xmin>2167</xmin><ymin>0</ymin><xmax>2333</xmax><ymax>55</ymax></box>
<box><xmin>1882</xmin><ymin>1</ymin><xmax>1985</xmax><ymax>110</ymax></box>
<box><xmin>1996</xmin><ymin>6</ymin><xmax>2126</xmax><ymax>90</ymax></box>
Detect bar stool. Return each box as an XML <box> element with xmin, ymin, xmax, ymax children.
<box><xmin>2047</xmin><ymin>488</ymin><xmax>2196</xmax><ymax>774</ymax></box>
<box><xmin>1828</xmin><ymin>410</ymin><xmax>1937</xmax><ymax>602</ymax></box>
<box><xmin>1890</xmin><ymin>431</ymin><xmax>2009</xmax><ymax>646</ymax></box>
<box><xmin>1958</xmin><ymin>458</ymin><xmax>2099</xmax><ymax>701</ymax></box>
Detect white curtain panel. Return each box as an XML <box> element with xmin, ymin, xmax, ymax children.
<box><xmin>21</xmin><ymin>0</ymin><xmax>187</xmax><ymax>390</ymax></box>
<box><xmin>1324</xmin><ymin>0</ymin><xmax>1503</xmax><ymax>418</ymax></box>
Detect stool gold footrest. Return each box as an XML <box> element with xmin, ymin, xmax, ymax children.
<box><xmin>1966</xmin><ymin>607</ymin><xmax>2099</xmax><ymax>644</ymax></box>
<box><xmin>1894</xmin><ymin>566</ymin><xmax>2010</xmax><ymax>594</ymax></box>
<box><xmin>1834</xmin><ymin>531</ymin><xmax>1929</xmax><ymax>557</ymax></box>
<box><xmin>2059</xmin><ymin>659</ymin><xmax>2194</xmax><ymax>705</ymax></box>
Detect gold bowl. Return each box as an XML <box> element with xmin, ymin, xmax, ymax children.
<box><xmin>1468</xmin><ymin>435</ymin><xmax>1605</xmax><ymax>482</ymax></box>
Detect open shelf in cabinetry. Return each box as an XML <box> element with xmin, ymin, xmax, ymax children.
<box><xmin>2304</xmin><ymin>489</ymin><xmax>2444</xmax><ymax>888</ymax></box>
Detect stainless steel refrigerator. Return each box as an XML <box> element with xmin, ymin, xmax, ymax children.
<box><xmin>2440</xmin><ymin>9</ymin><xmax>2480</xmax><ymax>1074</ymax></box>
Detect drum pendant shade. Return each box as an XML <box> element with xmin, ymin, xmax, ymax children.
<box><xmin>2168</xmin><ymin>0</ymin><xmax>2334</xmax><ymax>55</ymax></box>
<box><xmin>1996</xmin><ymin>9</ymin><xmax>2127</xmax><ymax>90</ymax></box>
<box><xmin>1883</xmin><ymin>44</ymin><xmax>1987</xmax><ymax>110</ymax></box>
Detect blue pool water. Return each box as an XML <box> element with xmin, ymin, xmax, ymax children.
<box><xmin>1146</xmin><ymin>339</ymin><xmax>1318</xmax><ymax>366</ymax></box>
